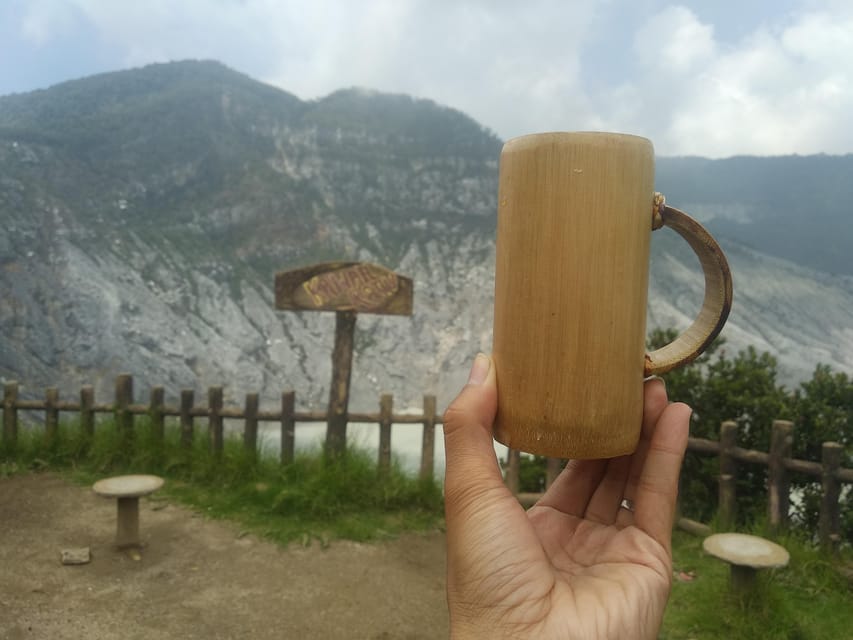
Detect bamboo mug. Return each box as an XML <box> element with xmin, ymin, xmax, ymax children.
<box><xmin>492</xmin><ymin>132</ymin><xmax>732</xmax><ymax>459</ymax></box>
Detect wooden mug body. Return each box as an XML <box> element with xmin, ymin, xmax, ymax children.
<box><xmin>493</xmin><ymin>132</ymin><xmax>655</xmax><ymax>459</ymax></box>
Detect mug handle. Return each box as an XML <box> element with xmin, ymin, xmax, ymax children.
<box><xmin>644</xmin><ymin>193</ymin><xmax>733</xmax><ymax>376</ymax></box>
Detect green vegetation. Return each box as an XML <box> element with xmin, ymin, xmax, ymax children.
<box><xmin>664</xmin><ymin>529</ymin><xmax>853</xmax><ymax>640</ymax></box>
<box><xmin>0</xmin><ymin>417</ymin><xmax>444</xmax><ymax>546</ymax></box>
<box><xmin>304</xmin><ymin>88</ymin><xmax>502</xmax><ymax>159</ymax></box>
<box><xmin>648</xmin><ymin>328</ymin><xmax>853</xmax><ymax>540</ymax></box>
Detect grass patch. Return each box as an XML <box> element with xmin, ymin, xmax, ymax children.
<box><xmin>4</xmin><ymin>419</ymin><xmax>851</xmax><ymax>638</ymax></box>
<box><xmin>1</xmin><ymin>417</ymin><xmax>444</xmax><ymax>546</ymax></box>
<box><xmin>663</xmin><ymin>528</ymin><xmax>853</xmax><ymax>640</ymax></box>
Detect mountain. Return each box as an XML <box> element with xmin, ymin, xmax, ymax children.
<box><xmin>1</xmin><ymin>60</ymin><xmax>852</xmax><ymax>413</ymax></box>
<box><xmin>656</xmin><ymin>154</ymin><xmax>853</xmax><ymax>277</ymax></box>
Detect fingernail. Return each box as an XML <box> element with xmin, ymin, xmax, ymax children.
<box><xmin>467</xmin><ymin>353</ymin><xmax>490</xmax><ymax>386</ymax></box>
<box><xmin>645</xmin><ymin>375</ymin><xmax>666</xmax><ymax>390</ymax></box>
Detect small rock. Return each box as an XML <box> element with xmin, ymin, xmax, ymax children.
<box><xmin>60</xmin><ymin>548</ymin><xmax>91</xmax><ymax>565</ymax></box>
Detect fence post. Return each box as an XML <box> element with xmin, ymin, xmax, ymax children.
<box><xmin>180</xmin><ymin>389</ymin><xmax>194</xmax><ymax>449</ymax></box>
<box><xmin>718</xmin><ymin>421</ymin><xmax>738</xmax><ymax>528</ymax></box>
<box><xmin>546</xmin><ymin>458</ymin><xmax>563</xmax><ymax>490</ymax></box>
<box><xmin>506</xmin><ymin>449</ymin><xmax>521</xmax><ymax>494</ymax></box>
<box><xmin>768</xmin><ymin>420</ymin><xmax>793</xmax><ymax>531</ymax></box>
<box><xmin>420</xmin><ymin>395</ymin><xmax>437</xmax><ymax>480</ymax></box>
<box><xmin>819</xmin><ymin>442</ymin><xmax>843</xmax><ymax>551</ymax></box>
<box><xmin>378</xmin><ymin>394</ymin><xmax>393</xmax><ymax>474</ymax></box>
<box><xmin>244</xmin><ymin>393</ymin><xmax>259</xmax><ymax>457</ymax></box>
<box><xmin>209</xmin><ymin>386</ymin><xmax>224</xmax><ymax>456</ymax></box>
<box><xmin>115</xmin><ymin>374</ymin><xmax>134</xmax><ymax>439</ymax></box>
<box><xmin>280</xmin><ymin>391</ymin><xmax>295</xmax><ymax>465</ymax></box>
<box><xmin>3</xmin><ymin>381</ymin><xmax>19</xmax><ymax>449</ymax></box>
<box><xmin>45</xmin><ymin>387</ymin><xmax>59</xmax><ymax>446</ymax></box>
<box><xmin>80</xmin><ymin>385</ymin><xmax>95</xmax><ymax>443</ymax></box>
<box><xmin>149</xmin><ymin>386</ymin><xmax>165</xmax><ymax>445</ymax></box>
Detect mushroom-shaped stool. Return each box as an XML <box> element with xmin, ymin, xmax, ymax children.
<box><xmin>703</xmin><ymin>532</ymin><xmax>789</xmax><ymax>593</ymax></box>
<box><xmin>93</xmin><ymin>475</ymin><xmax>164</xmax><ymax>549</ymax></box>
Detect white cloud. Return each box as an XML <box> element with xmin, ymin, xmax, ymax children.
<box><xmin>260</xmin><ymin>0</ymin><xmax>600</xmax><ymax>138</ymax></box>
<box><xmin>8</xmin><ymin>0</ymin><xmax>853</xmax><ymax>157</ymax></box>
<box><xmin>634</xmin><ymin>5</ymin><xmax>715</xmax><ymax>73</ymax></box>
<box><xmin>20</xmin><ymin>0</ymin><xmax>80</xmax><ymax>45</ymax></box>
<box><xmin>608</xmin><ymin>5</ymin><xmax>853</xmax><ymax>156</ymax></box>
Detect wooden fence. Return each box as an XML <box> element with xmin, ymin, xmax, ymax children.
<box><xmin>508</xmin><ymin>418</ymin><xmax>853</xmax><ymax>550</ymax></box>
<box><xmin>1</xmin><ymin>374</ymin><xmax>440</xmax><ymax>480</ymax></box>
<box><xmin>3</xmin><ymin>375</ymin><xmax>851</xmax><ymax>548</ymax></box>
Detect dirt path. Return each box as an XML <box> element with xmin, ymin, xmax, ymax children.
<box><xmin>0</xmin><ymin>473</ymin><xmax>449</xmax><ymax>639</ymax></box>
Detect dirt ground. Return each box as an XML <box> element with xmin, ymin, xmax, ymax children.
<box><xmin>0</xmin><ymin>473</ymin><xmax>449</xmax><ymax>639</ymax></box>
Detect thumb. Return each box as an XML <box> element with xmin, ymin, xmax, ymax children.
<box><xmin>443</xmin><ymin>354</ymin><xmax>507</xmax><ymax>517</ymax></box>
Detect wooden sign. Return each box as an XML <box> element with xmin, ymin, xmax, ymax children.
<box><xmin>275</xmin><ymin>262</ymin><xmax>413</xmax><ymax>316</ymax></box>
<box><xmin>274</xmin><ymin>261</ymin><xmax>414</xmax><ymax>457</ymax></box>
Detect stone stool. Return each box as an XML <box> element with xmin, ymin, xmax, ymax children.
<box><xmin>93</xmin><ymin>475</ymin><xmax>164</xmax><ymax>549</ymax></box>
<box><xmin>703</xmin><ymin>532</ymin><xmax>789</xmax><ymax>593</ymax></box>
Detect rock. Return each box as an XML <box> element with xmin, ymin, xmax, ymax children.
<box><xmin>60</xmin><ymin>547</ymin><xmax>91</xmax><ymax>565</ymax></box>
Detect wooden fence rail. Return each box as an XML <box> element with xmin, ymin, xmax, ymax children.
<box><xmin>1</xmin><ymin>375</ymin><xmax>442</xmax><ymax>480</ymax></box>
<box><xmin>3</xmin><ymin>375</ymin><xmax>851</xmax><ymax>548</ymax></box>
<box><xmin>506</xmin><ymin>417</ymin><xmax>852</xmax><ymax>550</ymax></box>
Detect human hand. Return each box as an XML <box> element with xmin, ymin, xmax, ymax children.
<box><xmin>442</xmin><ymin>354</ymin><xmax>690</xmax><ymax>639</ymax></box>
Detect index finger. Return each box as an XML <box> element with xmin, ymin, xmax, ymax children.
<box><xmin>633</xmin><ymin>402</ymin><xmax>691</xmax><ymax>551</ymax></box>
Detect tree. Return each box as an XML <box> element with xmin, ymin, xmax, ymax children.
<box><xmin>788</xmin><ymin>365</ymin><xmax>853</xmax><ymax>538</ymax></box>
<box><xmin>646</xmin><ymin>327</ymin><xmax>718</xmax><ymax>411</ymax></box>
<box><xmin>649</xmin><ymin>330</ymin><xmax>791</xmax><ymax>523</ymax></box>
<box><xmin>791</xmin><ymin>365</ymin><xmax>853</xmax><ymax>456</ymax></box>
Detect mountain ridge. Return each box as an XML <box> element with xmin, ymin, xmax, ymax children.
<box><xmin>1</xmin><ymin>60</ymin><xmax>852</xmax><ymax>410</ymax></box>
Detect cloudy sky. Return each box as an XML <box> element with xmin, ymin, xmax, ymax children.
<box><xmin>2</xmin><ymin>0</ymin><xmax>852</xmax><ymax>157</ymax></box>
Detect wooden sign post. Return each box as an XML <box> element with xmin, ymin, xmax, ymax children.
<box><xmin>275</xmin><ymin>262</ymin><xmax>413</xmax><ymax>457</ymax></box>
